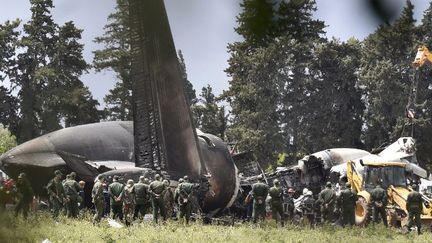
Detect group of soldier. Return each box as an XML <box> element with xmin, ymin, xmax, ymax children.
<box><xmin>250</xmin><ymin>176</ymin><xmax>424</xmax><ymax>234</ymax></box>
<box><xmin>4</xmin><ymin>171</ymin><xmax>425</xmax><ymax>234</ymax></box>
<box><xmin>91</xmin><ymin>173</ymin><xmax>196</xmax><ymax>225</ymax></box>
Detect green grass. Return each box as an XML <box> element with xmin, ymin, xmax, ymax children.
<box><xmin>0</xmin><ymin>212</ymin><xmax>430</xmax><ymax>243</ymax></box>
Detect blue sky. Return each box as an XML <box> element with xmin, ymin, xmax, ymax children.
<box><xmin>0</xmin><ymin>0</ymin><xmax>430</xmax><ymax>107</ymax></box>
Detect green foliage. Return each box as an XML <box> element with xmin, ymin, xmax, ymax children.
<box><xmin>0</xmin><ymin>0</ymin><xmax>100</xmax><ymax>143</ymax></box>
<box><xmin>93</xmin><ymin>0</ymin><xmax>133</xmax><ymax>121</ymax></box>
<box><xmin>0</xmin><ymin>212</ymin><xmax>428</xmax><ymax>243</ymax></box>
<box><xmin>192</xmin><ymin>85</ymin><xmax>227</xmax><ymax>139</ymax></box>
<box><xmin>0</xmin><ymin>125</ymin><xmax>16</xmax><ymax>154</ymax></box>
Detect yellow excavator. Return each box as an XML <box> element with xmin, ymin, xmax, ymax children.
<box><xmin>346</xmin><ymin>160</ymin><xmax>432</xmax><ymax>228</ymax></box>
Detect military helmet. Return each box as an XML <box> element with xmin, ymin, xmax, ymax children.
<box><xmin>127</xmin><ymin>179</ymin><xmax>134</xmax><ymax>187</ymax></box>
<box><xmin>178</xmin><ymin>178</ymin><xmax>184</xmax><ymax>183</ymax></box>
<box><xmin>155</xmin><ymin>174</ymin><xmax>161</xmax><ymax>180</ymax></box>
<box><xmin>183</xmin><ymin>175</ymin><xmax>189</xmax><ymax>181</ymax></box>
<box><xmin>18</xmin><ymin>172</ymin><xmax>26</xmax><ymax>179</ymax></box>
<box><xmin>326</xmin><ymin>181</ymin><xmax>332</xmax><ymax>188</ymax></box>
<box><xmin>273</xmin><ymin>179</ymin><xmax>280</xmax><ymax>185</ymax></box>
<box><xmin>302</xmin><ymin>188</ymin><xmax>309</xmax><ymax>195</ymax></box>
<box><xmin>113</xmin><ymin>175</ymin><xmax>119</xmax><ymax>181</ymax></box>
<box><xmin>163</xmin><ymin>179</ymin><xmax>170</xmax><ymax>186</ymax></box>
<box><xmin>139</xmin><ymin>176</ymin><xmax>145</xmax><ymax>182</ymax></box>
<box><xmin>257</xmin><ymin>175</ymin><xmax>263</xmax><ymax>180</ymax></box>
<box><xmin>54</xmin><ymin>170</ymin><xmax>62</xmax><ymax>176</ymax></box>
<box><xmin>143</xmin><ymin>178</ymin><xmax>150</xmax><ymax>184</ymax></box>
<box><xmin>70</xmin><ymin>172</ymin><xmax>76</xmax><ymax>178</ymax></box>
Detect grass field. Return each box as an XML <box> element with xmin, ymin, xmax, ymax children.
<box><xmin>0</xmin><ymin>212</ymin><xmax>430</xmax><ymax>243</ymax></box>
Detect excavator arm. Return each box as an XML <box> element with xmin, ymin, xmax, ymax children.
<box><xmin>413</xmin><ymin>46</ymin><xmax>432</xmax><ymax>67</ymax></box>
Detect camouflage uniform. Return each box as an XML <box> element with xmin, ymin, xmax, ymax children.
<box><xmin>134</xmin><ymin>177</ymin><xmax>149</xmax><ymax>220</ymax></box>
<box><xmin>92</xmin><ymin>176</ymin><xmax>106</xmax><ymax>223</ymax></box>
<box><xmin>370</xmin><ymin>184</ymin><xmax>388</xmax><ymax>227</ymax></box>
<box><xmin>406</xmin><ymin>185</ymin><xmax>423</xmax><ymax>234</ymax></box>
<box><xmin>121</xmin><ymin>180</ymin><xmax>135</xmax><ymax>226</ymax></box>
<box><xmin>300</xmin><ymin>189</ymin><xmax>316</xmax><ymax>228</ymax></box>
<box><xmin>108</xmin><ymin>177</ymin><xmax>124</xmax><ymax>220</ymax></box>
<box><xmin>14</xmin><ymin>173</ymin><xmax>33</xmax><ymax>219</ymax></box>
<box><xmin>252</xmin><ymin>177</ymin><xmax>269</xmax><ymax>223</ymax></box>
<box><xmin>177</xmin><ymin>177</ymin><xmax>194</xmax><ymax>224</ymax></box>
<box><xmin>269</xmin><ymin>179</ymin><xmax>284</xmax><ymax>226</ymax></box>
<box><xmin>47</xmin><ymin>171</ymin><xmax>66</xmax><ymax>218</ymax></box>
<box><xmin>0</xmin><ymin>179</ymin><xmax>6</xmax><ymax>211</ymax></box>
<box><xmin>338</xmin><ymin>183</ymin><xmax>357</xmax><ymax>226</ymax></box>
<box><xmin>318</xmin><ymin>182</ymin><xmax>336</xmax><ymax>223</ymax></box>
<box><xmin>149</xmin><ymin>175</ymin><xmax>167</xmax><ymax>223</ymax></box>
<box><xmin>63</xmin><ymin>175</ymin><xmax>81</xmax><ymax>218</ymax></box>
<box><xmin>163</xmin><ymin>180</ymin><xmax>174</xmax><ymax>219</ymax></box>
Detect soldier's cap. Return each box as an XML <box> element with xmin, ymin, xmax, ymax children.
<box><xmin>345</xmin><ymin>182</ymin><xmax>351</xmax><ymax>188</ymax></box>
<box><xmin>163</xmin><ymin>179</ymin><xmax>170</xmax><ymax>185</ymax></box>
<box><xmin>70</xmin><ymin>172</ymin><xmax>76</xmax><ymax>178</ymax></box>
<box><xmin>66</xmin><ymin>174</ymin><xmax>72</xmax><ymax>179</ymax></box>
<box><xmin>178</xmin><ymin>178</ymin><xmax>184</xmax><ymax>183</ymax></box>
<box><xmin>411</xmin><ymin>184</ymin><xmax>418</xmax><ymax>189</ymax></box>
<box><xmin>18</xmin><ymin>172</ymin><xmax>26</xmax><ymax>179</ymax></box>
<box><xmin>273</xmin><ymin>179</ymin><xmax>280</xmax><ymax>185</ymax></box>
<box><xmin>113</xmin><ymin>175</ymin><xmax>119</xmax><ymax>180</ymax></box>
<box><xmin>54</xmin><ymin>170</ymin><xmax>62</xmax><ymax>176</ymax></box>
<box><xmin>127</xmin><ymin>179</ymin><xmax>134</xmax><ymax>186</ymax></box>
<box><xmin>183</xmin><ymin>175</ymin><xmax>189</xmax><ymax>181</ymax></box>
<box><xmin>326</xmin><ymin>181</ymin><xmax>332</xmax><ymax>188</ymax></box>
<box><xmin>155</xmin><ymin>174</ymin><xmax>161</xmax><ymax>180</ymax></box>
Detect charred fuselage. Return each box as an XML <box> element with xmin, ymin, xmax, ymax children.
<box><xmin>0</xmin><ymin>121</ymin><xmax>239</xmax><ymax>214</ymax></box>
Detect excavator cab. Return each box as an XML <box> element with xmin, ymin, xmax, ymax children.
<box><xmin>363</xmin><ymin>165</ymin><xmax>407</xmax><ymax>191</ymax></box>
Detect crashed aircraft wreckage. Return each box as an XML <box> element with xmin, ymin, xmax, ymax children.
<box><xmin>0</xmin><ymin>0</ymin><xmax>239</xmax><ymax>215</ymax></box>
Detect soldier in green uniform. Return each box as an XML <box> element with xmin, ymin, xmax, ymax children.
<box><xmin>149</xmin><ymin>174</ymin><xmax>167</xmax><ymax>223</ymax></box>
<box><xmin>370</xmin><ymin>183</ymin><xmax>388</xmax><ymax>227</ymax></box>
<box><xmin>14</xmin><ymin>173</ymin><xmax>33</xmax><ymax>219</ymax></box>
<box><xmin>121</xmin><ymin>179</ymin><xmax>135</xmax><ymax>226</ymax></box>
<box><xmin>134</xmin><ymin>176</ymin><xmax>149</xmax><ymax>220</ymax></box>
<box><xmin>63</xmin><ymin>172</ymin><xmax>81</xmax><ymax>218</ymax></box>
<box><xmin>252</xmin><ymin>175</ymin><xmax>269</xmax><ymax>223</ymax></box>
<box><xmin>163</xmin><ymin>179</ymin><xmax>174</xmax><ymax>219</ymax></box>
<box><xmin>338</xmin><ymin>182</ymin><xmax>357</xmax><ymax>226</ymax></box>
<box><xmin>92</xmin><ymin>175</ymin><xmax>106</xmax><ymax>224</ymax></box>
<box><xmin>174</xmin><ymin>178</ymin><xmax>184</xmax><ymax>205</ymax></box>
<box><xmin>406</xmin><ymin>184</ymin><xmax>423</xmax><ymax>234</ymax></box>
<box><xmin>108</xmin><ymin>175</ymin><xmax>124</xmax><ymax>220</ymax></box>
<box><xmin>177</xmin><ymin>176</ymin><xmax>194</xmax><ymax>224</ymax></box>
<box><xmin>318</xmin><ymin>181</ymin><xmax>336</xmax><ymax>223</ymax></box>
<box><xmin>269</xmin><ymin>179</ymin><xmax>284</xmax><ymax>226</ymax></box>
<box><xmin>0</xmin><ymin>177</ymin><xmax>6</xmax><ymax>212</ymax></box>
<box><xmin>47</xmin><ymin>170</ymin><xmax>66</xmax><ymax>218</ymax></box>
